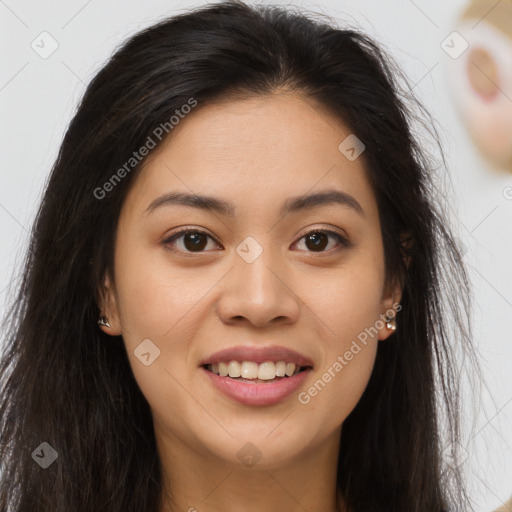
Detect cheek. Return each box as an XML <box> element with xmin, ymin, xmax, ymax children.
<box><xmin>313</xmin><ymin>270</ymin><xmax>383</xmax><ymax>339</ymax></box>
<box><xmin>294</xmin><ymin>252</ymin><xmax>383</xmax><ymax>422</ymax></box>
<box><xmin>114</xmin><ymin>243</ymin><xmax>211</xmax><ymax>342</ymax></box>
<box><xmin>296</xmin><ymin>287</ymin><xmax>380</xmax><ymax>436</ymax></box>
<box><xmin>112</xmin><ymin>242</ymin><xmax>220</xmax><ymax>408</ymax></box>
<box><xmin>298</xmin><ymin>248</ymin><xmax>385</xmax><ymax>347</ymax></box>
<box><xmin>112</xmin><ymin>247</ymin><xmax>212</xmax><ymax>434</ymax></box>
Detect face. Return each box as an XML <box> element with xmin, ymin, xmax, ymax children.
<box><xmin>100</xmin><ymin>92</ymin><xmax>402</xmax><ymax>471</ymax></box>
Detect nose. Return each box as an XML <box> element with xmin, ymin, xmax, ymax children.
<box><xmin>216</xmin><ymin>247</ymin><xmax>300</xmax><ymax>328</ymax></box>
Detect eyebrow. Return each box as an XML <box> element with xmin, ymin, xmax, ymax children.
<box><xmin>144</xmin><ymin>189</ymin><xmax>365</xmax><ymax>218</ymax></box>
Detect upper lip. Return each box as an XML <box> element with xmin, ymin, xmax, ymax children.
<box><xmin>199</xmin><ymin>345</ymin><xmax>314</xmax><ymax>368</ymax></box>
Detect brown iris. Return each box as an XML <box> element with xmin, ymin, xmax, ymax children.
<box><xmin>183</xmin><ymin>232</ymin><xmax>209</xmax><ymax>251</ymax></box>
<box><xmin>305</xmin><ymin>232</ymin><xmax>329</xmax><ymax>251</ymax></box>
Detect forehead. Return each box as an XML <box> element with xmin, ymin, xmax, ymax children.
<box><xmin>122</xmin><ymin>93</ymin><xmax>379</xmax><ymax>224</ymax></box>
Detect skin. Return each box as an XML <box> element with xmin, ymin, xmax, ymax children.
<box><xmin>99</xmin><ymin>92</ymin><xmax>403</xmax><ymax>512</ymax></box>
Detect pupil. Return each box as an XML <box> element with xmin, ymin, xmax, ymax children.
<box><xmin>307</xmin><ymin>232</ymin><xmax>327</xmax><ymax>251</ymax></box>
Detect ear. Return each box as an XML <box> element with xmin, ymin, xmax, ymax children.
<box><xmin>377</xmin><ymin>232</ymin><xmax>412</xmax><ymax>341</ymax></box>
<box><xmin>97</xmin><ymin>272</ymin><xmax>122</xmax><ymax>336</ymax></box>
<box><xmin>377</xmin><ymin>275</ymin><xmax>403</xmax><ymax>341</ymax></box>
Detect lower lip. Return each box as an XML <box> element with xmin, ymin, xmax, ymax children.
<box><xmin>201</xmin><ymin>367</ymin><xmax>311</xmax><ymax>406</ymax></box>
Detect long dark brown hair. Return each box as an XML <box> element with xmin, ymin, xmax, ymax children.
<box><xmin>0</xmin><ymin>1</ymin><xmax>479</xmax><ymax>510</ymax></box>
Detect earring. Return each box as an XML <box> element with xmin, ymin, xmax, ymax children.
<box><xmin>384</xmin><ymin>313</ymin><xmax>397</xmax><ymax>331</ymax></box>
<box><xmin>98</xmin><ymin>316</ymin><xmax>111</xmax><ymax>328</ymax></box>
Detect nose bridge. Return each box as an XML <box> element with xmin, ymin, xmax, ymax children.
<box><xmin>216</xmin><ymin>235</ymin><xmax>300</xmax><ymax>326</ymax></box>
<box><xmin>235</xmin><ymin>240</ymin><xmax>282</xmax><ymax>303</ymax></box>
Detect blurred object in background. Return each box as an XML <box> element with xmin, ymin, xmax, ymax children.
<box><xmin>493</xmin><ymin>495</ymin><xmax>512</xmax><ymax>512</ymax></box>
<box><xmin>445</xmin><ymin>0</ymin><xmax>512</xmax><ymax>173</ymax></box>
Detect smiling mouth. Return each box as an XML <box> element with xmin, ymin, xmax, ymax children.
<box><xmin>202</xmin><ymin>361</ymin><xmax>312</xmax><ymax>383</ymax></box>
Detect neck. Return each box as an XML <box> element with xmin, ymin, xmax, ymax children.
<box><xmin>155</xmin><ymin>422</ymin><xmax>344</xmax><ymax>512</ymax></box>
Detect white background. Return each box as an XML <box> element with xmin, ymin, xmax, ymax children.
<box><xmin>1</xmin><ymin>1</ymin><xmax>511</xmax><ymax>510</ymax></box>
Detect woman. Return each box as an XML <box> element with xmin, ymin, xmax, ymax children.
<box><xmin>0</xmin><ymin>1</ymin><xmax>479</xmax><ymax>511</ymax></box>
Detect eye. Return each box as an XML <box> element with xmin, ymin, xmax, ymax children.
<box><xmin>162</xmin><ymin>228</ymin><xmax>221</xmax><ymax>254</ymax></box>
<box><xmin>292</xmin><ymin>228</ymin><xmax>349</xmax><ymax>253</ymax></box>
<box><xmin>162</xmin><ymin>226</ymin><xmax>350</xmax><ymax>255</ymax></box>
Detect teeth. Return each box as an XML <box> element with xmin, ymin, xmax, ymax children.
<box><xmin>275</xmin><ymin>361</ymin><xmax>286</xmax><ymax>377</ymax></box>
<box><xmin>218</xmin><ymin>362</ymin><xmax>228</xmax><ymax>377</ymax></box>
<box><xmin>227</xmin><ymin>360</ymin><xmax>241</xmax><ymax>378</ymax></box>
<box><xmin>286</xmin><ymin>362</ymin><xmax>297</xmax><ymax>377</ymax></box>
<box><xmin>241</xmin><ymin>361</ymin><xmax>258</xmax><ymax>379</ymax></box>
<box><xmin>258</xmin><ymin>361</ymin><xmax>275</xmax><ymax>380</ymax></box>
<box><xmin>207</xmin><ymin>360</ymin><xmax>303</xmax><ymax>380</ymax></box>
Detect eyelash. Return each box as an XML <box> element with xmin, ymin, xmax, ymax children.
<box><xmin>162</xmin><ymin>226</ymin><xmax>350</xmax><ymax>256</ymax></box>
